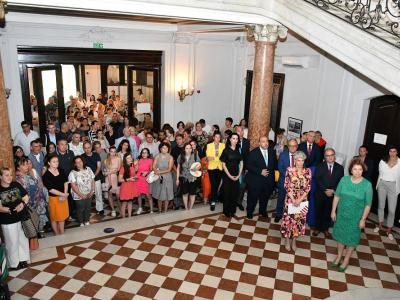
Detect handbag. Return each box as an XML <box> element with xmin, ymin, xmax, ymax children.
<box><xmin>146</xmin><ymin>171</ymin><xmax>159</xmax><ymax>184</ymax></box>
<box><xmin>29</xmin><ymin>238</ymin><xmax>39</xmax><ymax>251</ymax></box>
<box><xmin>0</xmin><ymin>244</ymin><xmax>8</xmax><ymax>282</ymax></box>
<box><xmin>101</xmin><ymin>182</ymin><xmax>110</xmax><ymax>192</ymax></box>
<box><xmin>21</xmin><ymin>205</ymin><xmax>39</xmax><ymax>239</ymax></box>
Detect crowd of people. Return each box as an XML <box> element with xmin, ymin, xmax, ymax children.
<box><xmin>0</xmin><ymin>94</ymin><xmax>398</xmax><ymax>274</ymax></box>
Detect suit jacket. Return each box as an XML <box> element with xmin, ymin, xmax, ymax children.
<box><xmin>245</xmin><ymin>147</ymin><xmax>276</xmax><ymax>189</ymax></box>
<box><xmin>239</xmin><ymin>138</ymin><xmax>250</xmax><ymax>167</ymax></box>
<box><xmin>278</xmin><ymin>150</ymin><xmax>294</xmax><ymax>187</ymax></box>
<box><xmin>354</xmin><ymin>155</ymin><xmax>374</xmax><ymax>182</ymax></box>
<box><xmin>315</xmin><ymin>161</ymin><xmax>344</xmax><ymax>199</ymax></box>
<box><xmin>28</xmin><ymin>152</ymin><xmax>45</xmax><ymax>175</ymax></box>
<box><xmin>298</xmin><ymin>142</ymin><xmax>321</xmax><ymax>167</ymax></box>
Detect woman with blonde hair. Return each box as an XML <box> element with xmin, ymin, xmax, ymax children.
<box><xmin>104</xmin><ymin>146</ymin><xmax>121</xmax><ymax>217</ymax></box>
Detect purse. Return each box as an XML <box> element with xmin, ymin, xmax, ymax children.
<box><xmin>146</xmin><ymin>171</ymin><xmax>159</xmax><ymax>184</ymax></box>
<box><xmin>29</xmin><ymin>238</ymin><xmax>39</xmax><ymax>250</ymax></box>
<box><xmin>101</xmin><ymin>182</ymin><xmax>110</xmax><ymax>192</ymax></box>
<box><xmin>21</xmin><ymin>205</ymin><xmax>39</xmax><ymax>239</ymax></box>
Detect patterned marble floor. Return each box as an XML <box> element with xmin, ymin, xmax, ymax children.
<box><xmin>7</xmin><ymin>213</ymin><xmax>400</xmax><ymax>300</ymax></box>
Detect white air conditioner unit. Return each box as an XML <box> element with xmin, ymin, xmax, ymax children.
<box><xmin>279</xmin><ymin>56</ymin><xmax>320</xmax><ymax>69</ymax></box>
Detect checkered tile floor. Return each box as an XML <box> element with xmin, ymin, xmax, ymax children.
<box><xmin>7</xmin><ymin>213</ymin><xmax>400</xmax><ymax>299</ymax></box>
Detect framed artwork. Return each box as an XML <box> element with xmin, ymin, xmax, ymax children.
<box><xmin>287</xmin><ymin>117</ymin><xmax>303</xmax><ymax>139</ymax></box>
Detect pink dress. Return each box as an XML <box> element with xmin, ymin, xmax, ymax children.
<box><xmin>136</xmin><ymin>158</ymin><xmax>153</xmax><ymax>195</ymax></box>
<box><xmin>119</xmin><ymin>165</ymin><xmax>138</xmax><ymax>201</ymax></box>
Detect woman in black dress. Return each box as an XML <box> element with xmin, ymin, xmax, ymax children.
<box><xmin>220</xmin><ymin>133</ymin><xmax>243</xmax><ymax>217</ymax></box>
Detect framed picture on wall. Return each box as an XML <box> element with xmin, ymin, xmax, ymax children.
<box><xmin>287</xmin><ymin>117</ymin><xmax>303</xmax><ymax>139</ymax></box>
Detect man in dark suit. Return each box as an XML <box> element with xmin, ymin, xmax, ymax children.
<box><xmin>355</xmin><ymin>145</ymin><xmax>374</xmax><ymax>182</ymax></box>
<box><xmin>245</xmin><ymin>136</ymin><xmax>276</xmax><ymax>219</ymax></box>
<box><xmin>314</xmin><ymin>148</ymin><xmax>344</xmax><ymax>237</ymax></box>
<box><xmin>275</xmin><ymin>138</ymin><xmax>298</xmax><ymax>222</ymax></box>
<box><xmin>298</xmin><ymin>130</ymin><xmax>321</xmax><ymax>227</ymax></box>
<box><xmin>298</xmin><ymin>131</ymin><xmax>321</xmax><ymax>167</ymax></box>
<box><xmin>236</xmin><ymin>126</ymin><xmax>250</xmax><ymax>211</ymax></box>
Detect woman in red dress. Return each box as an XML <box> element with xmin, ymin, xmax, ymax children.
<box><xmin>136</xmin><ymin>148</ymin><xmax>154</xmax><ymax>214</ymax></box>
<box><xmin>118</xmin><ymin>153</ymin><xmax>138</xmax><ymax>218</ymax></box>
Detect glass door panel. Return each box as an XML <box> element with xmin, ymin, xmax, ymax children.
<box><xmin>127</xmin><ymin>68</ymin><xmax>155</xmax><ymax>130</ymax></box>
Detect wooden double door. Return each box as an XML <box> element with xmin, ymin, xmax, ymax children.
<box><xmin>363</xmin><ymin>95</ymin><xmax>400</xmax><ymax>226</ymax></box>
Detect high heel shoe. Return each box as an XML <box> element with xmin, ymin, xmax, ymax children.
<box><xmin>330</xmin><ymin>261</ymin><xmax>340</xmax><ymax>268</ymax></box>
<box><xmin>338</xmin><ymin>265</ymin><xmax>348</xmax><ymax>272</ymax></box>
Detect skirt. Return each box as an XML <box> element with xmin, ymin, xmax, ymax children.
<box><xmin>48</xmin><ymin>196</ymin><xmax>69</xmax><ymax>222</ymax></box>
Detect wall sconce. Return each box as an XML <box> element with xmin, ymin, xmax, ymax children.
<box><xmin>178</xmin><ymin>88</ymin><xmax>194</xmax><ymax>102</ymax></box>
<box><xmin>5</xmin><ymin>88</ymin><xmax>11</xmax><ymax>99</ymax></box>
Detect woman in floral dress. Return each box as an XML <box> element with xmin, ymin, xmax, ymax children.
<box><xmin>281</xmin><ymin>151</ymin><xmax>311</xmax><ymax>252</ymax></box>
<box><xmin>15</xmin><ymin>157</ymin><xmax>49</xmax><ymax>234</ymax></box>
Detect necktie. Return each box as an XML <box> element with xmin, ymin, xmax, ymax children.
<box><xmin>290</xmin><ymin>154</ymin><xmax>294</xmax><ymax>167</ymax></box>
<box><xmin>308</xmin><ymin>144</ymin><xmax>312</xmax><ymax>156</ymax></box>
<box><xmin>329</xmin><ymin>164</ymin><xmax>332</xmax><ymax>176</ymax></box>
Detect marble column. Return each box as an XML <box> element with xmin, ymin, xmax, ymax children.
<box><xmin>247</xmin><ymin>24</ymin><xmax>287</xmax><ymax>149</ymax></box>
<box><xmin>0</xmin><ymin>55</ymin><xmax>14</xmax><ymax>169</ymax></box>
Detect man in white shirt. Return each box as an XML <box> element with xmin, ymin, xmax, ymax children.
<box><xmin>139</xmin><ymin>131</ymin><xmax>160</xmax><ymax>157</ymax></box>
<box><xmin>14</xmin><ymin>121</ymin><xmax>39</xmax><ymax>155</ymax></box>
<box><xmin>68</xmin><ymin>132</ymin><xmax>84</xmax><ymax>156</ymax></box>
<box><xmin>199</xmin><ymin>119</ymin><xmax>212</xmax><ymax>135</ymax></box>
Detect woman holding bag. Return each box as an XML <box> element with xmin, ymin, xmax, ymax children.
<box><xmin>15</xmin><ymin>157</ymin><xmax>48</xmax><ymax>235</ymax></box>
<box><xmin>176</xmin><ymin>143</ymin><xmax>200</xmax><ymax>210</ymax></box>
<box><xmin>0</xmin><ymin>167</ymin><xmax>30</xmax><ymax>270</ymax></box>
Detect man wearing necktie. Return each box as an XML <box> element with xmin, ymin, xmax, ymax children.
<box><xmin>314</xmin><ymin>148</ymin><xmax>344</xmax><ymax>237</ymax></box>
<box><xmin>298</xmin><ymin>131</ymin><xmax>321</xmax><ymax>227</ymax></box>
<box><xmin>245</xmin><ymin>136</ymin><xmax>277</xmax><ymax>219</ymax></box>
<box><xmin>276</xmin><ymin>139</ymin><xmax>298</xmax><ymax>222</ymax></box>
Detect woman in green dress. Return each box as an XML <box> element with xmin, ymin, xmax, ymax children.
<box><xmin>331</xmin><ymin>158</ymin><xmax>372</xmax><ymax>272</ymax></box>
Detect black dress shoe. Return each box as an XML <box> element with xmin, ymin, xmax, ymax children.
<box><xmin>260</xmin><ymin>212</ymin><xmax>268</xmax><ymax>218</ymax></box>
<box><xmin>312</xmin><ymin>230</ymin><xmax>320</xmax><ymax>236</ymax></box>
<box><xmin>274</xmin><ymin>217</ymin><xmax>281</xmax><ymax>223</ymax></box>
<box><xmin>247</xmin><ymin>214</ymin><xmax>253</xmax><ymax>219</ymax></box>
<box><xmin>237</xmin><ymin>204</ymin><xmax>244</xmax><ymax>211</ymax></box>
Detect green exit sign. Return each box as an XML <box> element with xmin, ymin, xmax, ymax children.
<box><xmin>93</xmin><ymin>42</ymin><xmax>104</xmax><ymax>49</ymax></box>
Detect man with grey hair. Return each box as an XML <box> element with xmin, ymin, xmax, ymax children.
<box><xmin>314</xmin><ymin>147</ymin><xmax>344</xmax><ymax>237</ymax></box>
<box><xmin>275</xmin><ymin>138</ymin><xmax>298</xmax><ymax>222</ymax></box>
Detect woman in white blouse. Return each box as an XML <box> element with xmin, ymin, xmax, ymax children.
<box><xmin>375</xmin><ymin>146</ymin><xmax>400</xmax><ymax>240</ymax></box>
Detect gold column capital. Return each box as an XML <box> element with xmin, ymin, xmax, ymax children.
<box><xmin>246</xmin><ymin>24</ymin><xmax>288</xmax><ymax>43</ymax></box>
<box><xmin>0</xmin><ymin>0</ymin><xmax>6</xmax><ymax>28</ymax></box>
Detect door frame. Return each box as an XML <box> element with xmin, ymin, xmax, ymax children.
<box><xmin>244</xmin><ymin>70</ymin><xmax>285</xmax><ymax>135</ymax></box>
<box><xmin>20</xmin><ymin>64</ymin><xmax>64</xmax><ymax>139</ymax></box>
